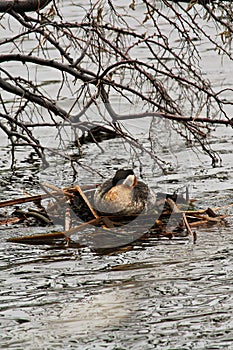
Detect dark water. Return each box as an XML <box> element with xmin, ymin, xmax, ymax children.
<box><xmin>1</xmin><ymin>1</ymin><xmax>233</xmax><ymax>349</ymax></box>
<box><xmin>0</xmin><ymin>128</ymin><xmax>232</xmax><ymax>350</ymax></box>
<box><xmin>0</xmin><ymin>212</ymin><xmax>233</xmax><ymax>349</ymax></box>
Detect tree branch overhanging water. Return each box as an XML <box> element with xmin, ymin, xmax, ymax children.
<box><xmin>0</xmin><ymin>0</ymin><xmax>52</xmax><ymax>13</ymax></box>
<box><xmin>0</xmin><ymin>0</ymin><xmax>232</xmax><ymax>169</ymax></box>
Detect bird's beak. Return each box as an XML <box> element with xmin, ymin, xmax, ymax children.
<box><xmin>133</xmin><ymin>175</ymin><xmax>138</xmax><ymax>187</ymax></box>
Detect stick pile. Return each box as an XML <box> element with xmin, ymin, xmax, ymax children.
<box><xmin>0</xmin><ymin>183</ymin><xmax>228</xmax><ymax>252</ymax></box>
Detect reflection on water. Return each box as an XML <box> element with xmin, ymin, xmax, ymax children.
<box><xmin>1</xmin><ymin>217</ymin><xmax>233</xmax><ymax>349</ymax></box>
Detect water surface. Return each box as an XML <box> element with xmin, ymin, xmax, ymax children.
<box><xmin>0</xmin><ymin>1</ymin><xmax>233</xmax><ymax>349</ymax></box>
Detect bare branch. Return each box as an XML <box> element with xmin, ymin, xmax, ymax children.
<box><xmin>0</xmin><ymin>0</ymin><xmax>232</xmax><ymax>168</ymax></box>
<box><xmin>0</xmin><ymin>0</ymin><xmax>52</xmax><ymax>13</ymax></box>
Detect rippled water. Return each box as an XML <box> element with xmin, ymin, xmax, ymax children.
<box><xmin>1</xmin><ymin>217</ymin><xmax>233</xmax><ymax>349</ymax></box>
<box><xmin>1</xmin><ymin>1</ymin><xmax>233</xmax><ymax>349</ymax></box>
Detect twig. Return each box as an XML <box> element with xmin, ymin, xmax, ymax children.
<box><xmin>71</xmin><ymin>185</ymin><xmax>99</xmax><ymax>219</ymax></box>
<box><xmin>65</xmin><ymin>207</ymin><xmax>71</xmax><ymax>231</ymax></box>
<box><xmin>183</xmin><ymin>212</ymin><xmax>197</xmax><ymax>243</ymax></box>
<box><xmin>61</xmin><ymin>217</ymin><xmax>102</xmax><ymax>238</ymax></box>
<box><xmin>64</xmin><ymin>207</ymin><xmax>71</xmax><ymax>245</ymax></box>
<box><xmin>211</xmin><ymin>203</ymin><xmax>233</xmax><ymax>212</ymax></box>
<box><xmin>41</xmin><ymin>182</ymin><xmax>66</xmax><ymax>194</ymax></box>
<box><xmin>0</xmin><ymin>217</ymin><xmax>22</xmax><ymax>225</ymax></box>
<box><xmin>0</xmin><ymin>194</ymin><xmax>48</xmax><ymax>208</ymax></box>
<box><xmin>166</xmin><ymin>198</ymin><xmax>180</xmax><ymax>213</ymax></box>
<box><xmin>0</xmin><ymin>184</ymin><xmax>96</xmax><ymax>209</ymax></box>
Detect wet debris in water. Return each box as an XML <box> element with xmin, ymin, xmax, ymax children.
<box><xmin>0</xmin><ymin>182</ymin><xmax>229</xmax><ymax>254</ymax></box>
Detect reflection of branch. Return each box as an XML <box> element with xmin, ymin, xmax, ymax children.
<box><xmin>0</xmin><ymin>113</ymin><xmax>46</xmax><ymax>161</ymax></box>
<box><xmin>183</xmin><ymin>212</ymin><xmax>197</xmax><ymax>244</ymax></box>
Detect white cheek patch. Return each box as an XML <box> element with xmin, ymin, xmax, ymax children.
<box><xmin>122</xmin><ymin>174</ymin><xmax>135</xmax><ymax>188</ymax></box>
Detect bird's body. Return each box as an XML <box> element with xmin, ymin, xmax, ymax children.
<box><xmin>94</xmin><ymin>169</ymin><xmax>156</xmax><ymax>216</ymax></box>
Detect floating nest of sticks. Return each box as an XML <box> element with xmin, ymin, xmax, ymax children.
<box><xmin>0</xmin><ymin>182</ymin><xmax>228</xmax><ymax>254</ymax></box>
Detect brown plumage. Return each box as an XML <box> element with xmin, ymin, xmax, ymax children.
<box><xmin>94</xmin><ymin>169</ymin><xmax>156</xmax><ymax>216</ymax></box>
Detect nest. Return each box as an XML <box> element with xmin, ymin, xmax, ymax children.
<box><xmin>0</xmin><ymin>182</ymin><xmax>228</xmax><ymax>254</ymax></box>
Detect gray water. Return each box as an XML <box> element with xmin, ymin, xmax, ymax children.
<box><xmin>0</xmin><ymin>1</ymin><xmax>233</xmax><ymax>349</ymax></box>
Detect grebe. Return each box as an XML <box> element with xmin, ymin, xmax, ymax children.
<box><xmin>94</xmin><ymin>169</ymin><xmax>156</xmax><ymax>216</ymax></box>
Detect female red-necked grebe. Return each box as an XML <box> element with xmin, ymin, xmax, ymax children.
<box><xmin>94</xmin><ymin>169</ymin><xmax>156</xmax><ymax>216</ymax></box>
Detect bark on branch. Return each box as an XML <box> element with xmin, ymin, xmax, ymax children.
<box><xmin>0</xmin><ymin>0</ymin><xmax>52</xmax><ymax>13</ymax></box>
<box><xmin>0</xmin><ymin>76</ymin><xmax>69</xmax><ymax>119</ymax></box>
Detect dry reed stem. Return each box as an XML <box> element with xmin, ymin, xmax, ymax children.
<box><xmin>41</xmin><ymin>182</ymin><xmax>65</xmax><ymax>194</ymax></box>
<box><xmin>0</xmin><ymin>194</ymin><xmax>48</xmax><ymax>208</ymax></box>
<box><xmin>183</xmin><ymin>212</ymin><xmax>197</xmax><ymax>243</ymax></box>
<box><xmin>71</xmin><ymin>185</ymin><xmax>99</xmax><ymax>219</ymax></box>
<box><xmin>166</xmin><ymin>198</ymin><xmax>181</xmax><ymax>213</ymax></box>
